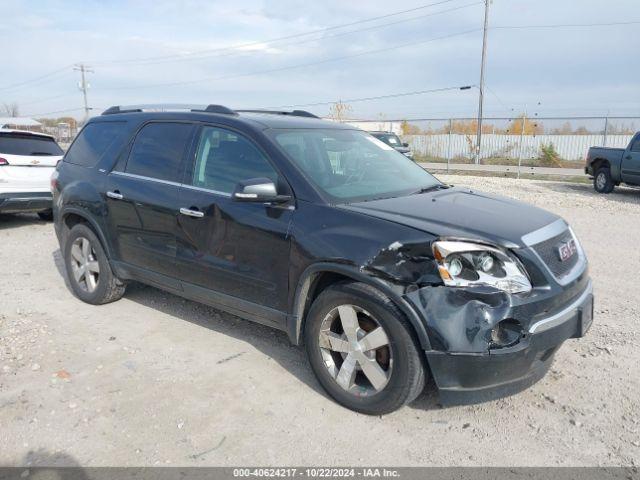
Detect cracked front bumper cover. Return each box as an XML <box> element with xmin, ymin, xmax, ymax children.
<box><xmin>408</xmin><ymin>279</ymin><xmax>593</xmax><ymax>405</ymax></box>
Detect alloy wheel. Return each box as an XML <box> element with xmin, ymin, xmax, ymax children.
<box><xmin>318</xmin><ymin>304</ymin><xmax>393</xmax><ymax>396</ymax></box>
<box><xmin>69</xmin><ymin>237</ymin><xmax>100</xmax><ymax>293</ymax></box>
<box><xmin>596</xmin><ymin>172</ymin><xmax>606</xmax><ymax>190</ymax></box>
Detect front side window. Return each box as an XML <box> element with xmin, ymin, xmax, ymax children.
<box><xmin>270</xmin><ymin>129</ymin><xmax>439</xmax><ymax>203</ymax></box>
<box><xmin>631</xmin><ymin>136</ymin><xmax>640</xmax><ymax>152</ymax></box>
<box><xmin>126</xmin><ymin>122</ymin><xmax>192</xmax><ymax>182</ymax></box>
<box><xmin>191</xmin><ymin>126</ymin><xmax>278</xmax><ymax>193</ymax></box>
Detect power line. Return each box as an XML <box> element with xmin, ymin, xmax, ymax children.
<box><xmin>25</xmin><ymin>107</ymin><xmax>86</xmax><ymax>117</ymax></box>
<box><xmin>0</xmin><ymin>65</ymin><xmax>73</xmax><ymax>92</ymax></box>
<box><xmin>94</xmin><ymin>0</ymin><xmax>460</xmax><ymax>66</ymax></box>
<box><xmin>493</xmin><ymin>20</ymin><xmax>640</xmax><ymax>30</ymax></box>
<box><xmin>266</xmin><ymin>85</ymin><xmax>474</xmax><ymax>109</ymax></box>
<box><xmin>107</xmin><ymin>28</ymin><xmax>481</xmax><ymax>90</ymax></box>
<box><xmin>97</xmin><ymin>1</ymin><xmax>482</xmax><ymax>67</ymax></box>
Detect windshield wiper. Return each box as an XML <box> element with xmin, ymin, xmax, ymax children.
<box><xmin>409</xmin><ymin>184</ymin><xmax>450</xmax><ymax>195</ymax></box>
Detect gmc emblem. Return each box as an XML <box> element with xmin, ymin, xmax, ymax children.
<box><xmin>557</xmin><ymin>239</ymin><xmax>577</xmax><ymax>262</ymax></box>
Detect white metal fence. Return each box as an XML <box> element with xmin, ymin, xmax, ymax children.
<box><xmin>350</xmin><ymin>116</ymin><xmax>639</xmax><ymax>174</ymax></box>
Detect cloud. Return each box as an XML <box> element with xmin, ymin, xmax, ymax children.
<box><xmin>2</xmin><ymin>0</ymin><xmax>639</xmax><ymax>119</ymax></box>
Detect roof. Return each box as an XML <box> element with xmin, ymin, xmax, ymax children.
<box><xmin>97</xmin><ymin>104</ymin><xmax>356</xmax><ymax>131</ymax></box>
<box><xmin>0</xmin><ymin>117</ymin><xmax>42</xmax><ymax>128</ymax></box>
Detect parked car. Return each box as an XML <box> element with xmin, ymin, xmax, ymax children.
<box><xmin>0</xmin><ymin>129</ymin><xmax>64</xmax><ymax>220</ymax></box>
<box><xmin>585</xmin><ymin>131</ymin><xmax>640</xmax><ymax>193</ymax></box>
<box><xmin>369</xmin><ymin>131</ymin><xmax>413</xmax><ymax>160</ymax></box>
<box><xmin>52</xmin><ymin>104</ymin><xmax>593</xmax><ymax>414</ymax></box>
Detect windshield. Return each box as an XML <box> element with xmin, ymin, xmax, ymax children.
<box><xmin>0</xmin><ymin>133</ymin><xmax>63</xmax><ymax>156</ymax></box>
<box><xmin>270</xmin><ymin>129</ymin><xmax>440</xmax><ymax>203</ymax></box>
<box><xmin>373</xmin><ymin>133</ymin><xmax>402</xmax><ymax>147</ymax></box>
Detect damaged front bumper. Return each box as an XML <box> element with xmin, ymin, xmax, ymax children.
<box><xmin>405</xmin><ymin>273</ymin><xmax>593</xmax><ymax>405</ymax></box>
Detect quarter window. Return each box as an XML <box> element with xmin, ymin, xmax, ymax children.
<box><xmin>126</xmin><ymin>123</ymin><xmax>192</xmax><ymax>182</ymax></box>
<box><xmin>191</xmin><ymin>126</ymin><xmax>278</xmax><ymax>193</ymax></box>
<box><xmin>65</xmin><ymin>122</ymin><xmax>126</xmax><ymax>167</ymax></box>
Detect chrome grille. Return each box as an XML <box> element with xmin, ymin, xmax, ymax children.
<box><xmin>531</xmin><ymin>229</ymin><xmax>580</xmax><ymax>279</ymax></box>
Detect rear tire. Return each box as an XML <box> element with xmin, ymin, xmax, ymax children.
<box><xmin>64</xmin><ymin>223</ymin><xmax>125</xmax><ymax>305</ymax></box>
<box><xmin>38</xmin><ymin>210</ymin><xmax>53</xmax><ymax>221</ymax></box>
<box><xmin>594</xmin><ymin>167</ymin><xmax>614</xmax><ymax>193</ymax></box>
<box><xmin>304</xmin><ymin>281</ymin><xmax>425</xmax><ymax>415</ymax></box>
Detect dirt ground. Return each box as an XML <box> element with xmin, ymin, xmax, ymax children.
<box><xmin>1</xmin><ymin>175</ymin><xmax>639</xmax><ymax>467</ymax></box>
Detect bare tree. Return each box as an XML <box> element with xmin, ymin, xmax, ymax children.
<box><xmin>327</xmin><ymin>101</ymin><xmax>352</xmax><ymax>122</ymax></box>
<box><xmin>2</xmin><ymin>102</ymin><xmax>20</xmax><ymax>117</ymax></box>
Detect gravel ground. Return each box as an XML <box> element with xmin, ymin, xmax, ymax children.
<box><xmin>1</xmin><ymin>175</ymin><xmax>639</xmax><ymax>467</ymax></box>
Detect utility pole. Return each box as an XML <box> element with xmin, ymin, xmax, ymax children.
<box><xmin>74</xmin><ymin>63</ymin><xmax>94</xmax><ymax>122</ymax></box>
<box><xmin>475</xmin><ymin>0</ymin><xmax>490</xmax><ymax>164</ymax></box>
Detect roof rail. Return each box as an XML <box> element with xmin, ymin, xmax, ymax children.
<box><xmin>101</xmin><ymin>104</ymin><xmax>237</xmax><ymax>116</ymax></box>
<box><xmin>235</xmin><ymin>109</ymin><xmax>319</xmax><ymax>119</ymax></box>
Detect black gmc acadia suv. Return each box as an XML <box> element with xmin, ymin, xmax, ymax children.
<box><xmin>52</xmin><ymin>104</ymin><xmax>593</xmax><ymax>414</ymax></box>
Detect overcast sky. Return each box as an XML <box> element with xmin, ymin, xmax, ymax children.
<box><xmin>1</xmin><ymin>0</ymin><xmax>639</xmax><ymax>120</ymax></box>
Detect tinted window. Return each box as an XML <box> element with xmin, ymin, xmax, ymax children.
<box><xmin>65</xmin><ymin>122</ymin><xmax>126</xmax><ymax>167</ymax></box>
<box><xmin>0</xmin><ymin>133</ymin><xmax>63</xmax><ymax>156</ymax></box>
<box><xmin>191</xmin><ymin>126</ymin><xmax>277</xmax><ymax>193</ymax></box>
<box><xmin>126</xmin><ymin>123</ymin><xmax>192</xmax><ymax>182</ymax></box>
<box><xmin>631</xmin><ymin>136</ymin><xmax>640</xmax><ymax>152</ymax></box>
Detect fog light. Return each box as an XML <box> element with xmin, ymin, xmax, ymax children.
<box><xmin>490</xmin><ymin>319</ymin><xmax>523</xmax><ymax>348</ymax></box>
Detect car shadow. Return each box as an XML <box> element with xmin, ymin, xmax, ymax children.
<box><xmin>52</xmin><ymin>248</ymin><xmax>444</xmax><ymax>413</ymax></box>
<box><xmin>0</xmin><ymin>213</ymin><xmax>51</xmax><ymax>230</ymax></box>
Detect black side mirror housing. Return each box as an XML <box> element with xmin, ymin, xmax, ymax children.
<box><xmin>232</xmin><ymin>178</ymin><xmax>291</xmax><ymax>204</ymax></box>
<box><xmin>402</xmin><ymin>142</ymin><xmax>409</xmax><ymax>147</ymax></box>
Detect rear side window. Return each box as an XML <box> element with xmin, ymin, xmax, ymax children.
<box><xmin>65</xmin><ymin>122</ymin><xmax>127</xmax><ymax>167</ymax></box>
<box><xmin>191</xmin><ymin>126</ymin><xmax>278</xmax><ymax>193</ymax></box>
<box><xmin>125</xmin><ymin>123</ymin><xmax>192</xmax><ymax>182</ymax></box>
<box><xmin>631</xmin><ymin>136</ymin><xmax>640</xmax><ymax>152</ymax></box>
<box><xmin>0</xmin><ymin>133</ymin><xmax>63</xmax><ymax>156</ymax></box>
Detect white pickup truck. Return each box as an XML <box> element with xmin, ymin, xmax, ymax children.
<box><xmin>0</xmin><ymin>129</ymin><xmax>64</xmax><ymax>219</ymax></box>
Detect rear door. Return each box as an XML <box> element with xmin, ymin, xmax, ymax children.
<box><xmin>621</xmin><ymin>134</ymin><xmax>640</xmax><ymax>184</ymax></box>
<box><xmin>0</xmin><ymin>132</ymin><xmax>63</xmax><ymax>193</ymax></box>
<box><xmin>175</xmin><ymin>124</ymin><xmax>293</xmax><ymax>316</ymax></box>
<box><xmin>106</xmin><ymin>121</ymin><xmax>195</xmax><ymax>280</ymax></box>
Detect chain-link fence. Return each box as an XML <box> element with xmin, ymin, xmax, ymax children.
<box><xmin>347</xmin><ymin>116</ymin><xmax>639</xmax><ymax>176</ymax></box>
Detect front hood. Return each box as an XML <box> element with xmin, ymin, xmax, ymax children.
<box><xmin>339</xmin><ymin>187</ymin><xmax>561</xmax><ymax>248</ymax></box>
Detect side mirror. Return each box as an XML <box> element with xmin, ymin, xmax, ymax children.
<box><xmin>402</xmin><ymin>142</ymin><xmax>409</xmax><ymax>147</ymax></box>
<box><xmin>232</xmin><ymin>178</ymin><xmax>291</xmax><ymax>204</ymax></box>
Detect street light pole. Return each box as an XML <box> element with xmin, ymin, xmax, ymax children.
<box><xmin>476</xmin><ymin>0</ymin><xmax>490</xmax><ymax>164</ymax></box>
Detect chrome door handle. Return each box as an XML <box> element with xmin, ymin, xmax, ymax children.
<box><xmin>106</xmin><ymin>191</ymin><xmax>123</xmax><ymax>200</ymax></box>
<box><xmin>180</xmin><ymin>207</ymin><xmax>204</xmax><ymax>218</ymax></box>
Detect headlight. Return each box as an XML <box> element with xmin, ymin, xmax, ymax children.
<box><xmin>432</xmin><ymin>240</ymin><xmax>532</xmax><ymax>294</ymax></box>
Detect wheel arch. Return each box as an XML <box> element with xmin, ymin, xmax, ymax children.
<box><xmin>287</xmin><ymin>262</ymin><xmax>431</xmax><ymax>350</ymax></box>
<box><xmin>59</xmin><ymin>207</ymin><xmax>113</xmax><ymax>259</ymax></box>
<box><xmin>591</xmin><ymin>157</ymin><xmax>611</xmax><ymax>172</ymax></box>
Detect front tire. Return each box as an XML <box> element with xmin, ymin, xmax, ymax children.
<box><xmin>63</xmin><ymin>223</ymin><xmax>125</xmax><ymax>305</ymax></box>
<box><xmin>594</xmin><ymin>167</ymin><xmax>614</xmax><ymax>193</ymax></box>
<box><xmin>304</xmin><ymin>282</ymin><xmax>425</xmax><ymax>415</ymax></box>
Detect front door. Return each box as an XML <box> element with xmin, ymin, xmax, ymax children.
<box><xmin>106</xmin><ymin>121</ymin><xmax>194</xmax><ymax>279</ymax></box>
<box><xmin>175</xmin><ymin>125</ymin><xmax>293</xmax><ymax>317</ymax></box>
<box><xmin>622</xmin><ymin>134</ymin><xmax>640</xmax><ymax>185</ymax></box>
